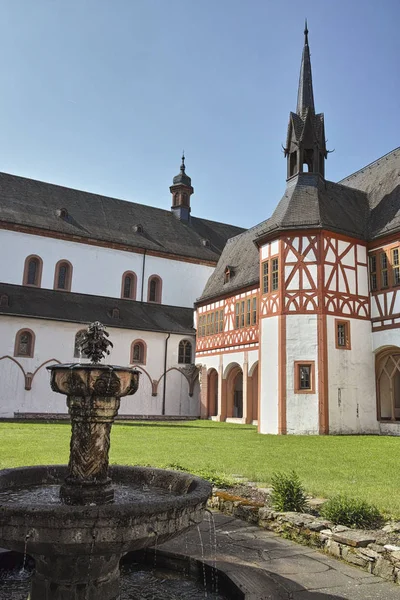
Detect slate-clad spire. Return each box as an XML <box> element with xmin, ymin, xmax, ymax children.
<box><xmin>170</xmin><ymin>153</ymin><xmax>194</xmax><ymax>222</ymax></box>
<box><xmin>297</xmin><ymin>19</ymin><xmax>315</xmax><ymax>115</ymax></box>
<box><xmin>284</xmin><ymin>23</ymin><xmax>327</xmax><ymax>180</ymax></box>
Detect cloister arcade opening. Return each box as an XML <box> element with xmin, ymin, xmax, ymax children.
<box><xmin>376</xmin><ymin>346</ymin><xmax>400</xmax><ymax>421</ymax></box>
<box><xmin>207</xmin><ymin>368</ymin><xmax>218</xmax><ymax>417</ymax></box>
<box><xmin>226</xmin><ymin>364</ymin><xmax>243</xmax><ymax>419</ymax></box>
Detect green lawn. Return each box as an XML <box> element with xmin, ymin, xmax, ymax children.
<box><xmin>1</xmin><ymin>420</ymin><xmax>399</xmax><ymax>517</ymax></box>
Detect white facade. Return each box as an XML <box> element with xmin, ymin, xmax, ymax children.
<box><xmin>0</xmin><ymin>229</ymin><xmax>213</xmax><ymax>308</ymax></box>
<box><xmin>0</xmin><ymin>316</ymin><xmax>199</xmax><ymax>419</ymax></box>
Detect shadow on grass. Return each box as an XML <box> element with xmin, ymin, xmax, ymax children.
<box><xmin>114</xmin><ymin>421</ymin><xmax>256</xmax><ymax>430</ymax></box>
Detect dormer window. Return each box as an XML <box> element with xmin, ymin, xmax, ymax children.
<box><xmin>202</xmin><ymin>239</ymin><xmax>211</xmax><ymax>248</ymax></box>
<box><xmin>224</xmin><ymin>266</ymin><xmax>233</xmax><ymax>284</ymax></box>
<box><xmin>56</xmin><ymin>208</ymin><xmax>68</xmax><ymax>218</ymax></box>
<box><xmin>133</xmin><ymin>224</ymin><xmax>143</xmax><ymax>233</ymax></box>
<box><xmin>111</xmin><ymin>308</ymin><xmax>120</xmax><ymax>319</ymax></box>
<box><xmin>0</xmin><ymin>294</ymin><xmax>9</xmax><ymax>307</ymax></box>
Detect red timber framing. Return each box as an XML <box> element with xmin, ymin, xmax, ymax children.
<box><xmin>196</xmin><ymin>288</ymin><xmax>259</xmax><ymax>357</ymax></box>
<box><xmin>257</xmin><ymin>229</ymin><xmax>370</xmax><ymax>435</ymax></box>
<box><xmin>369</xmin><ymin>239</ymin><xmax>400</xmax><ymax>332</ymax></box>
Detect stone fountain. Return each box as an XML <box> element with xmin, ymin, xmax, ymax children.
<box><xmin>0</xmin><ymin>322</ymin><xmax>211</xmax><ymax>600</ymax></box>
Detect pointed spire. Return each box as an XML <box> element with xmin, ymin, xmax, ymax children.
<box><xmin>180</xmin><ymin>151</ymin><xmax>186</xmax><ymax>173</ymax></box>
<box><xmin>296</xmin><ymin>20</ymin><xmax>315</xmax><ymax>115</ymax></box>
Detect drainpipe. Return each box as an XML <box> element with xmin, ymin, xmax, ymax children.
<box><xmin>140</xmin><ymin>249</ymin><xmax>147</xmax><ymax>302</ymax></box>
<box><xmin>162</xmin><ymin>333</ymin><xmax>171</xmax><ymax>416</ymax></box>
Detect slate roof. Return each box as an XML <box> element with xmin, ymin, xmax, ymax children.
<box><xmin>0</xmin><ymin>172</ymin><xmax>244</xmax><ymax>261</ymax></box>
<box><xmin>0</xmin><ymin>283</ymin><xmax>195</xmax><ymax>335</ymax></box>
<box><xmin>197</xmin><ymin>222</ymin><xmax>266</xmax><ymax>303</ymax></box>
<box><xmin>255</xmin><ymin>173</ymin><xmax>369</xmax><ymax>242</ymax></box>
<box><xmin>339</xmin><ymin>147</ymin><xmax>400</xmax><ymax>240</ymax></box>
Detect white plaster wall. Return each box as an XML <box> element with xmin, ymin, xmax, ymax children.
<box><xmin>0</xmin><ymin>316</ymin><xmax>198</xmax><ymax>418</ymax></box>
<box><xmin>259</xmin><ymin>316</ymin><xmax>279</xmax><ymax>434</ymax></box>
<box><xmin>379</xmin><ymin>422</ymin><xmax>400</xmax><ymax>436</ymax></box>
<box><xmin>0</xmin><ymin>229</ymin><xmax>213</xmax><ymax>308</ymax></box>
<box><xmin>372</xmin><ymin>329</ymin><xmax>400</xmax><ymax>352</ymax></box>
<box><xmin>327</xmin><ymin>317</ymin><xmax>378</xmax><ymax>434</ymax></box>
<box><xmin>286</xmin><ymin>315</ymin><xmax>319</xmax><ymax>435</ymax></box>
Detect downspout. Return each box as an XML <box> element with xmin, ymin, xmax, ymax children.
<box><xmin>140</xmin><ymin>249</ymin><xmax>147</xmax><ymax>302</ymax></box>
<box><xmin>162</xmin><ymin>333</ymin><xmax>171</xmax><ymax>416</ymax></box>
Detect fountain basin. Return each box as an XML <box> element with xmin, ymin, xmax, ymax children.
<box><xmin>48</xmin><ymin>363</ymin><xmax>140</xmax><ymax>397</ymax></box>
<box><xmin>0</xmin><ymin>465</ymin><xmax>211</xmax><ymax>556</ymax></box>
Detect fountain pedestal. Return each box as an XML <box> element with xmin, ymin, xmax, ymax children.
<box><xmin>31</xmin><ymin>553</ymin><xmax>120</xmax><ymax>600</ymax></box>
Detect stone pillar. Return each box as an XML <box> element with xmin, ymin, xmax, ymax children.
<box><xmin>61</xmin><ymin>395</ymin><xmax>120</xmax><ymax>505</ymax></box>
<box><xmin>199</xmin><ymin>366</ymin><xmax>208</xmax><ymax>418</ymax></box>
<box><xmin>242</xmin><ymin>360</ymin><xmax>250</xmax><ymax>424</ymax></box>
<box><xmin>30</xmin><ymin>553</ymin><xmax>120</xmax><ymax>600</ymax></box>
<box><xmin>217</xmin><ymin>363</ymin><xmax>227</xmax><ymax>421</ymax></box>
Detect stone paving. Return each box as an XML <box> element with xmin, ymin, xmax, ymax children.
<box><xmin>160</xmin><ymin>513</ymin><xmax>400</xmax><ymax>599</ymax></box>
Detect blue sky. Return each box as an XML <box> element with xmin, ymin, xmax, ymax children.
<box><xmin>1</xmin><ymin>0</ymin><xmax>399</xmax><ymax>228</ymax></box>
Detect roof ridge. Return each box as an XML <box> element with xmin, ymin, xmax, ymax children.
<box><xmin>225</xmin><ymin>219</ymin><xmax>269</xmax><ymax>245</ymax></box>
<box><xmin>339</xmin><ymin>147</ymin><xmax>400</xmax><ymax>183</ymax></box>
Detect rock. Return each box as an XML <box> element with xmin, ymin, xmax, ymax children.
<box><xmin>332</xmin><ymin>530</ymin><xmax>376</xmax><ymax>548</ymax></box>
<box><xmin>327</xmin><ymin>539</ymin><xmax>342</xmax><ymax>557</ymax></box>
<box><xmin>258</xmin><ymin>507</ymin><xmax>274</xmax><ymax>521</ymax></box>
<box><xmin>333</xmin><ymin>525</ymin><xmax>350</xmax><ymax>533</ymax></box>
<box><xmin>359</xmin><ymin>547</ymin><xmax>380</xmax><ymax>560</ymax></box>
<box><xmin>320</xmin><ymin>528</ymin><xmax>333</xmax><ymax>536</ymax></box>
<box><xmin>389</xmin><ymin>551</ymin><xmax>400</xmax><ymax>562</ymax></box>
<box><xmin>341</xmin><ymin>547</ymin><xmax>369</xmax><ymax>567</ymax></box>
<box><xmin>383</xmin><ymin>522</ymin><xmax>400</xmax><ymax>533</ymax></box>
<box><xmin>308</xmin><ymin>521</ymin><xmax>329</xmax><ymax>532</ymax></box>
<box><xmin>368</xmin><ymin>543</ymin><xmax>385</xmax><ymax>553</ymax></box>
<box><xmin>372</xmin><ymin>556</ymin><xmax>395</xmax><ymax>581</ymax></box>
<box><xmin>384</xmin><ymin>544</ymin><xmax>400</xmax><ymax>552</ymax></box>
<box><xmin>307</xmin><ymin>497</ymin><xmax>326</xmax><ymax>510</ymax></box>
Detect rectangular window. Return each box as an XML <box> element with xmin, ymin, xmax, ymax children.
<box><xmin>381</xmin><ymin>252</ymin><xmax>388</xmax><ymax>288</ymax></box>
<box><xmin>240</xmin><ymin>301</ymin><xmax>245</xmax><ymax>328</ymax></box>
<box><xmin>271</xmin><ymin>258</ymin><xmax>279</xmax><ymax>291</ymax></box>
<box><xmin>206</xmin><ymin>313</ymin><xmax>210</xmax><ymax>336</ymax></box>
<box><xmin>210</xmin><ymin>312</ymin><xmax>214</xmax><ymax>335</ymax></box>
<box><xmin>219</xmin><ymin>309</ymin><xmax>224</xmax><ymax>333</ymax></box>
<box><xmin>294</xmin><ymin>361</ymin><xmax>315</xmax><ymax>393</ymax></box>
<box><xmin>246</xmin><ymin>299</ymin><xmax>251</xmax><ymax>326</ymax></box>
<box><xmin>235</xmin><ymin>303</ymin><xmax>240</xmax><ymax>329</ymax></box>
<box><xmin>369</xmin><ymin>255</ymin><xmax>377</xmax><ymax>291</ymax></box>
<box><xmin>393</xmin><ymin>248</ymin><xmax>400</xmax><ymax>286</ymax></box>
<box><xmin>335</xmin><ymin>319</ymin><xmax>351</xmax><ymax>350</ymax></box>
<box><xmin>252</xmin><ymin>297</ymin><xmax>257</xmax><ymax>325</ymax></box>
<box><xmin>262</xmin><ymin>261</ymin><xmax>269</xmax><ymax>294</ymax></box>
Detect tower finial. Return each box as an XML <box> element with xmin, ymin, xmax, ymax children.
<box><xmin>181</xmin><ymin>151</ymin><xmax>185</xmax><ymax>173</ymax></box>
<box><xmin>296</xmin><ymin>20</ymin><xmax>315</xmax><ymax>114</ymax></box>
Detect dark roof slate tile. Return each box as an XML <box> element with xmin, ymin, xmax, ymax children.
<box><xmin>0</xmin><ymin>283</ymin><xmax>194</xmax><ymax>335</ymax></box>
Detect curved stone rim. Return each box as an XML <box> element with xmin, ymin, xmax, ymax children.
<box><xmin>46</xmin><ymin>364</ymin><xmax>141</xmax><ymax>374</ymax></box>
<box><xmin>0</xmin><ymin>465</ymin><xmax>212</xmax><ymax>519</ymax></box>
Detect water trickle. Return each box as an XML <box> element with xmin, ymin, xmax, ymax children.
<box><xmin>20</xmin><ymin>531</ymin><xmax>31</xmax><ymax>575</ymax></box>
<box><xmin>196</xmin><ymin>525</ymin><xmax>207</xmax><ymax>598</ymax></box>
<box><xmin>206</xmin><ymin>509</ymin><xmax>218</xmax><ymax>595</ymax></box>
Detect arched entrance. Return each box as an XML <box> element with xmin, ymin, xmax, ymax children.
<box><xmin>225</xmin><ymin>364</ymin><xmax>243</xmax><ymax>419</ymax></box>
<box><xmin>207</xmin><ymin>368</ymin><xmax>218</xmax><ymax>417</ymax></box>
<box><xmin>376</xmin><ymin>347</ymin><xmax>400</xmax><ymax>421</ymax></box>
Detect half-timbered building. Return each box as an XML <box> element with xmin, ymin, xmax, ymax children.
<box><xmin>196</xmin><ymin>25</ymin><xmax>400</xmax><ymax>435</ymax></box>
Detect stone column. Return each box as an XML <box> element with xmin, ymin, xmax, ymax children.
<box><xmin>217</xmin><ymin>363</ymin><xmax>227</xmax><ymax>421</ymax></box>
<box><xmin>199</xmin><ymin>366</ymin><xmax>208</xmax><ymax>418</ymax></box>
<box><xmin>30</xmin><ymin>553</ymin><xmax>120</xmax><ymax>600</ymax></box>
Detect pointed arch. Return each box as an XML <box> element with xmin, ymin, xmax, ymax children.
<box><xmin>178</xmin><ymin>339</ymin><xmax>192</xmax><ymax>364</ymax></box>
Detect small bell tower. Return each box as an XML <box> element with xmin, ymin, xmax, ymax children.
<box><xmin>170</xmin><ymin>153</ymin><xmax>194</xmax><ymax>222</ymax></box>
<box><xmin>284</xmin><ymin>22</ymin><xmax>327</xmax><ymax>179</ymax></box>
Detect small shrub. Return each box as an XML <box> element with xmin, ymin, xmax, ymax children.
<box><xmin>320</xmin><ymin>494</ymin><xmax>383</xmax><ymax>529</ymax></box>
<box><xmin>270</xmin><ymin>470</ymin><xmax>308</xmax><ymax>512</ymax></box>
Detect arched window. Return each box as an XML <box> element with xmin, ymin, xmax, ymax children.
<box><xmin>54</xmin><ymin>260</ymin><xmax>73</xmax><ymax>291</ymax></box>
<box><xmin>178</xmin><ymin>340</ymin><xmax>192</xmax><ymax>364</ymax></box>
<box><xmin>74</xmin><ymin>329</ymin><xmax>86</xmax><ymax>358</ymax></box>
<box><xmin>23</xmin><ymin>255</ymin><xmax>43</xmax><ymax>287</ymax></box>
<box><xmin>121</xmin><ymin>271</ymin><xmax>137</xmax><ymax>300</ymax></box>
<box><xmin>14</xmin><ymin>329</ymin><xmax>35</xmax><ymax>358</ymax></box>
<box><xmin>130</xmin><ymin>339</ymin><xmax>146</xmax><ymax>365</ymax></box>
<box><xmin>147</xmin><ymin>275</ymin><xmax>162</xmax><ymax>303</ymax></box>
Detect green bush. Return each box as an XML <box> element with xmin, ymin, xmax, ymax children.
<box><xmin>270</xmin><ymin>470</ymin><xmax>308</xmax><ymax>512</ymax></box>
<box><xmin>320</xmin><ymin>494</ymin><xmax>383</xmax><ymax>529</ymax></box>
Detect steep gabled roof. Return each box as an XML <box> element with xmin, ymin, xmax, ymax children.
<box><xmin>339</xmin><ymin>147</ymin><xmax>400</xmax><ymax>240</ymax></box>
<box><xmin>0</xmin><ymin>172</ymin><xmax>244</xmax><ymax>262</ymax></box>
<box><xmin>0</xmin><ymin>283</ymin><xmax>195</xmax><ymax>334</ymax></box>
<box><xmin>196</xmin><ymin>222</ymin><xmax>266</xmax><ymax>303</ymax></box>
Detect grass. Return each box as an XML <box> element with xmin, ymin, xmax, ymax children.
<box><xmin>0</xmin><ymin>420</ymin><xmax>399</xmax><ymax>518</ymax></box>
